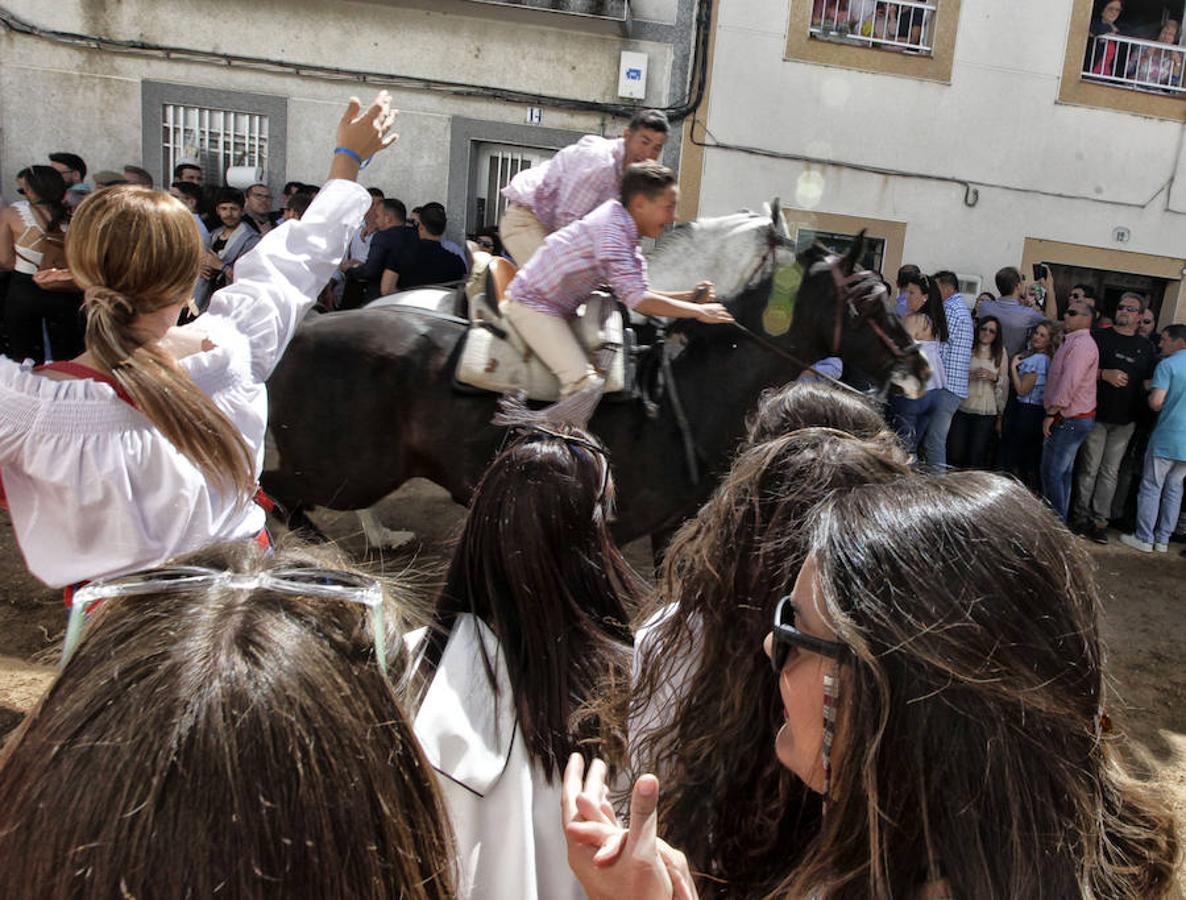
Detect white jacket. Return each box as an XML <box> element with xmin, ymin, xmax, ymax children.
<box><xmin>405</xmin><ymin>614</ymin><xmax>585</xmax><ymax>900</ymax></box>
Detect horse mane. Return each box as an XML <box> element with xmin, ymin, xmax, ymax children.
<box><xmin>647</xmin><ymin>210</ymin><xmax>769</xmax><ymax>268</ymax></box>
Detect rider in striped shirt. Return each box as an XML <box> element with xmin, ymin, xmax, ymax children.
<box><xmin>503</xmin><ymin>162</ymin><xmax>734</xmax><ymax>397</ymax></box>
<box><xmin>499</xmin><ymin>110</ymin><xmax>669</xmax><ymax>266</ymax></box>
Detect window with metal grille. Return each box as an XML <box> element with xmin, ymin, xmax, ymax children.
<box><xmin>472</xmin><ymin>143</ymin><xmax>556</xmax><ymax>229</ymax></box>
<box><xmin>161</xmin><ymin>104</ymin><xmax>269</xmax><ymax>187</ymax></box>
<box><xmin>1081</xmin><ymin>0</ymin><xmax>1186</xmax><ymax>96</ymax></box>
<box><xmin>810</xmin><ymin>0</ymin><xmax>938</xmax><ymax>55</ymax></box>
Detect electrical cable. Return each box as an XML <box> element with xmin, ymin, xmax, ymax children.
<box><xmin>0</xmin><ymin>0</ymin><xmax>712</xmax><ymax>121</ymax></box>
<box><xmin>688</xmin><ymin>121</ymin><xmax>1182</xmax><ymax>213</ymax></box>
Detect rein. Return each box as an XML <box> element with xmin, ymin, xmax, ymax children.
<box><xmin>719</xmin><ymin>239</ymin><xmax>876</xmax><ymax>398</ymax></box>
<box><xmin>729</xmin><ymin>319</ymin><xmax>865</xmax><ymax>397</ymax></box>
<box><xmin>829</xmin><ymin>259</ymin><xmax>907</xmax><ymax>360</ymax></box>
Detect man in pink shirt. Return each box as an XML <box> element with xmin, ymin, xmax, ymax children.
<box><xmin>1040</xmin><ymin>299</ymin><xmax>1099</xmax><ymax>521</ymax></box>
<box><xmin>502</xmin><ymin>161</ymin><xmax>732</xmax><ymax>398</ymax></box>
<box><xmin>499</xmin><ymin>109</ymin><xmax>669</xmax><ymax>265</ymax></box>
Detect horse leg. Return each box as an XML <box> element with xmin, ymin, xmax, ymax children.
<box><xmin>260</xmin><ymin>468</ymin><xmax>329</xmax><ymax>542</ymax></box>
<box><xmin>285</xmin><ymin>504</ymin><xmax>329</xmax><ymax>543</ymax></box>
<box><xmin>356</xmin><ymin>507</ymin><xmax>417</xmax><ymax>551</ymax></box>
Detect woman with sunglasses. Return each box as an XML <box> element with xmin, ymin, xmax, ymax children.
<box><xmin>628</xmin><ymin>420</ymin><xmax>911</xmax><ymax>897</ymax></box>
<box><xmin>0</xmin><ymin>93</ymin><xmax>396</xmax><ymax>594</ymax></box>
<box><xmin>404</xmin><ymin>424</ymin><xmax>642</xmax><ymax>899</ymax></box>
<box><xmin>565</xmin><ymin>473</ymin><xmax>1178</xmax><ymax>899</ymax></box>
<box><xmin>0</xmin><ymin>542</ymin><xmax>457</xmax><ymax>899</ymax></box>
<box><xmin>947</xmin><ymin>314</ymin><xmax>1007</xmax><ymax>469</ymax></box>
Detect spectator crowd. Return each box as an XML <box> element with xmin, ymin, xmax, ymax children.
<box><xmin>0</xmin><ymin>93</ymin><xmax>1180</xmax><ymax>900</ymax></box>
<box><xmin>882</xmin><ymin>261</ymin><xmax>1186</xmax><ymax>554</ymax></box>
<box><xmin>0</xmin><ymin>151</ymin><xmax>471</xmax><ymax>358</ymax></box>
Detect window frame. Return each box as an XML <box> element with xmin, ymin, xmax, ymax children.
<box><xmin>141</xmin><ymin>82</ymin><xmax>288</xmax><ymax>194</ymax></box>
<box><xmin>784</xmin><ymin>0</ymin><xmax>961</xmax><ymax>83</ymax></box>
<box><xmin>781</xmin><ymin>208</ymin><xmax>906</xmax><ymax>281</ymax></box>
<box><xmin>1058</xmin><ymin>0</ymin><xmax>1186</xmax><ymax>121</ymax></box>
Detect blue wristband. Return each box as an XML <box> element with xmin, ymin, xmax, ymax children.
<box><xmin>333</xmin><ymin>146</ymin><xmax>370</xmax><ymax>169</ymax></box>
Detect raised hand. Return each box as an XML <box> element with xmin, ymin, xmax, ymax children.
<box><xmin>562</xmin><ymin>754</ymin><xmax>697</xmax><ymax>900</ymax></box>
<box><xmin>330</xmin><ymin>92</ymin><xmax>399</xmax><ymax>182</ymax></box>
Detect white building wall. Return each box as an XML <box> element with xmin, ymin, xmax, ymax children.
<box><xmin>698</xmin><ymin>0</ymin><xmax>1186</xmax><ymax>315</ymax></box>
<box><xmin>0</xmin><ymin>0</ymin><xmax>686</xmax><ymax>232</ymax></box>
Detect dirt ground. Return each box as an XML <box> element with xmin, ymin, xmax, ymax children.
<box><xmin>1</xmin><ymin>479</ymin><xmax>1183</xmax><ymax>883</ymax></box>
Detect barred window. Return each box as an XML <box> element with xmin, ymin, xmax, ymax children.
<box><xmin>162</xmin><ymin>104</ymin><xmax>269</xmax><ymax>187</ymax></box>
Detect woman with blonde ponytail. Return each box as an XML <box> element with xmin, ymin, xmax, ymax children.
<box><xmin>0</xmin><ymin>93</ymin><xmax>399</xmax><ymax>590</ymax></box>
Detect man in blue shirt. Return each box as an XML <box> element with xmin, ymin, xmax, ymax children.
<box><xmin>976</xmin><ymin>266</ymin><xmax>1056</xmax><ymax>358</ymax></box>
<box><xmin>1121</xmin><ymin>324</ymin><xmax>1186</xmax><ymax>552</ymax></box>
<box><xmin>922</xmin><ymin>271</ymin><xmax>974</xmax><ymax>469</ymax></box>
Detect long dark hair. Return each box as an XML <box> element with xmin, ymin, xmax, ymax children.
<box><xmin>17</xmin><ymin>165</ymin><xmax>68</xmax><ymax>233</ymax></box>
<box><xmin>629</xmin><ymin>425</ymin><xmax>912</xmax><ymax>897</ymax></box>
<box><xmin>976</xmin><ymin>313</ymin><xmax>1005</xmax><ymax>367</ymax></box>
<box><xmin>902</xmin><ymin>272</ymin><xmax>949</xmax><ymax>342</ymax></box>
<box><xmin>744</xmin><ymin>380</ymin><xmax>888</xmax><ymax>447</ymax></box>
<box><xmin>781</xmin><ymin>473</ymin><xmax>1179</xmax><ymax>898</ymax></box>
<box><xmin>0</xmin><ymin>542</ymin><xmax>457</xmax><ymax>899</ymax></box>
<box><xmin>415</xmin><ymin>426</ymin><xmax>641</xmax><ymax>779</ymax></box>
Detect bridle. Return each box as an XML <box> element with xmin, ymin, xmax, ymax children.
<box><xmin>722</xmin><ymin>235</ymin><xmax>911</xmax><ymax>396</ymax></box>
<box><xmin>827</xmin><ymin>257</ymin><xmax>908</xmax><ymax>360</ymax></box>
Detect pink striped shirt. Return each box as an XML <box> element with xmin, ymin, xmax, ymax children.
<box><xmin>501</xmin><ymin>136</ymin><xmax>625</xmax><ymax>233</ymax></box>
<box><xmin>507</xmin><ymin>199</ymin><xmax>648</xmax><ymax>318</ymax></box>
<box><xmin>1045</xmin><ymin>328</ymin><xmax>1099</xmax><ymax>417</ymax></box>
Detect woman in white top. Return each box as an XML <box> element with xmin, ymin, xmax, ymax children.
<box><xmin>404</xmin><ymin>424</ymin><xmax>642</xmax><ymax>900</ymax></box>
<box><xmin>0</xmin><ymin>93</ymin><xmax>398</xmax><ymax>590</ymax></box>
<box><xmin>629</xmin><ymin>397</ymin><xmax>911</xmax><ymax>898</ymax></box>
<box><xmin>0</xmin><ymin>165</ymin><xmax>84</xmax><ymax>363</ymax></box>
<box><xmin>886</xmin><ymin>272</ymin><xmax>947</xmax><ymax>456</ymax></box>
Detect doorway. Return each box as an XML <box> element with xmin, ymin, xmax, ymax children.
<box><xmin>1044</xmin><ymin>263</ymin><xmax>1169</xmax><ymax>321</ymax></box>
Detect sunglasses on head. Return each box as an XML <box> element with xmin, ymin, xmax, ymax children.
<box><xmin>770</xmin><ymin>594</ymin><xmax>848</xmax><ymax>674</ymax></box>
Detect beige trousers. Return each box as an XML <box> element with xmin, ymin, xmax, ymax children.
<box><xmin>502</xmin><ymin>296</ymin><xmax>596</xmax><ymax>395</ymax></box>
<box><xmin>499</xmin><ymin>204</ymin><xmax>550</xmax><ymax>267</ymax></box>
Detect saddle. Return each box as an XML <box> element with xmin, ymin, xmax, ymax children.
<box><xmin>454</xmin><ymin>252</ymin><xmax>634</xmax><ymax>402</ymax></box>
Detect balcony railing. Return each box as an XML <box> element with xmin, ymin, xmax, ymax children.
<box><xmin>810</xmin><ymin>0</ymin><xmax>937</xmax><ymax>55</ymax></box>
<box><xmin>464</xmin><ymin>0</ymin><xmax>628</xmax><ymax>21</ymax></box>
<box><xmin>1083</xmin><ymin>32</ymin><xmax>1186</xmax><ymax>95</ymax></box>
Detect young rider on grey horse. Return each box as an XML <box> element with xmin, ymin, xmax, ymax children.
<box><xmin>501</xmin><ymin>161</ymin><xmax>734</xmax><ymax>404</ymax></box>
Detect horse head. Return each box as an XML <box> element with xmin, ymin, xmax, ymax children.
<box><xmin>787</xmin><ymin>234</ymin><xmax>930</xmax><ymax>396</ymax></box>
<box><xmin>646</xmin><ymin>198</ymin><xmax>797</xmax><ymax>297</ymax></box>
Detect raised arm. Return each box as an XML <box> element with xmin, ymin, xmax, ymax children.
<box><xmin>203</xmin><ymin>94</ymin><xmax>398</xmax><ymax>381</ymax></box>
<box><xmin>1040</xmin><ymin>271</ymin><xmax>1057</xmax><ymax>318</ymax></box>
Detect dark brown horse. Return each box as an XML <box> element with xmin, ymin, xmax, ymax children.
<box><xmin>263</xmin><ymin>210</ymin><xmax>927</xmax><ymax>553</ymax></box>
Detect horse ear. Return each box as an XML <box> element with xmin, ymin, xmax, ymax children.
<box><xmin>841</xmin><ymin>229</ymin><xmax>868</xmax><ymax>275</ymax></box>
<box><xmin>770</xmin><ymin>198</ymin><xmax>788</xmax><ymax>238</ymax></box>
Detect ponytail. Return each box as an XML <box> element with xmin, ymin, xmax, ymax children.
<box><xmin>68</xmin><ymin>186</ymin><xmax>256</xmax><ymax>501</ymax></box>
<box><xmin>84</xmin><ymin>286</ymin><xmax>256</xmax><ymax>499</ymax></box>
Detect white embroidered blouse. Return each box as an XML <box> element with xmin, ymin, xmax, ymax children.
<box><xmin>0</xmin><ymin>179</ymin><xmax>370</xmax><ymax>587</ymax></box>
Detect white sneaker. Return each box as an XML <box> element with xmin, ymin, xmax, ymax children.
<box><xmin>1119</xmin><ymin>533</ymin><xmax>1153</xmax><ymax>553</ymax></box>
<box><xmin>1154</xmin><ymin>543</ymin><xmax>1169</xmax><ymax>553</ymax></box>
